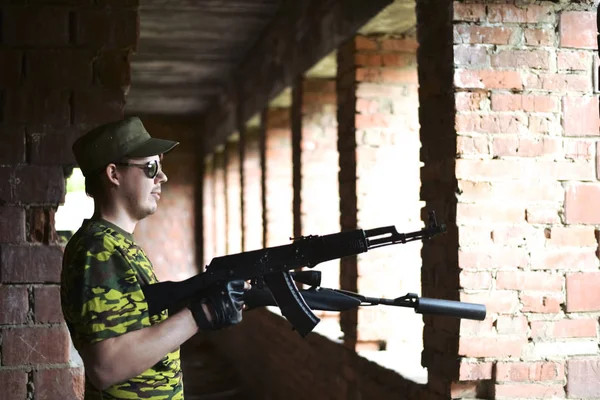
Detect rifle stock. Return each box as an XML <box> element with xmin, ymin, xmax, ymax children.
<box><xmin>142</xmin><ymin>211</ymin><xmax>448</xmax><ymax>336</ymax></box>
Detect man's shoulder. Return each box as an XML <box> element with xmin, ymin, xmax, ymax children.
<box><xmin>68</xmin><ymin>220</ymin><xmax>131</xmax><ymax>251</ymax></box>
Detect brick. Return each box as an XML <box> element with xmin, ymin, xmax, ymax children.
<box><xmin>458</xmin><ymin>361</ymin><xmax>493</xmax><ymax>381</ymax></box>
<box><xmin>495</xmin><ymin>383</ymin><xmax>564</xmax><ymax>398</ymax></box>
<box><xmin>2</xmin><ymin>326</ymin><xmax>69</xmax><ymax>365</ymax></box>
<box><xmin>33</xmin><ymin>368</ymin><xmax>85</xmax><ymax>400</ymax></box>
<box><xmin>458</xmin><ymin>270</ymin><xmax>492</xmax><ymax>290</ymax></box>
<box><xmin>72</xmin><ymin>88</ymin><xmax>125</xmax><ymax>125</ymax></box>
<box><xmin>491</xmin><ymin>225</ymin><xmax>541</xmax><ymax>246</ymax></box>
<box><xmin>0</xmin><ymin>370</ymin><xmax>27</xmax><ymax>400</ymax></box>
<box><xmin>496</xmin><ymin>271</ymin><xmax>563</xmax><ymax>291</ymax></box>
<box><xmin>528</xmin><ymin>115</ymin><xmax>560</xmax><ymax>135</ymax></box>
<box><xmin>453</xmin><ymin>25</ymin><xmax>515</xmax><ymax>45</ymax></box>
<box><xmin>530</xmin><ymin>319</ymin><xmax>597</xmax><ymax>339</ymax></box>
<box><xmin>354</xmin><ymin>35</ymin><xmax>379</xmax><ymax>50</ymax></box>
<box><xmin>0</xmin><ymin>167</ymin><xmax>15</xmax><ymax>204</ymax></box>
<box><xmin>76</xmin><ymin>9</ymin><xmax>110</xmax><ymax>47</ymax></box>
<box><xmin>26</xmin><ymin>49</ymin><xmax>94</xmax><ymax>87</ymax></box>
<box><xmin>560</xmin><ymin>11</ymin><xmax>596</xmax><ymax>49</ymax></box>
<box><xmin>557</xmin><ymin>50</ymin><xmax>592</xmax><ymax>71</ymax></box>
<box><xmin>461</xmin><ymin>291</ymin><xmax>520</xmax><ymax>314</ymax></box>
<box><xmin>356</xmin><ymin>68</ymin><xmax>418</xmax><ymax>83</ymax></box>
<box><xmin>458</xmin><ymin>336</ymin><xmax>525</xmax><ymax>358</ymax></box>
<box><xmin>567</xmin><ymin>358</ymin><xmax>600</xmax><ymax>397</ymax></box>
<box><xmin>459</xmin><ymin>248</ymin><xmax>528</xmax><ymax>270</ymax></box>
<box><xmin>0</xmin><ymin>207</ymin><xmax>25</xmax><ymax>243</ymax></box>
<box><xmin>97</xmin><ymin>0</ymin><xmax>139</xmax><ymax>5</ymax></box>
<box><xmin>382</xmin><ymin>53</ymin><xmax>418</xmax><ymax>68</ymax></box>
<box><xmin>0</xmin><ymin>126</ymin><xmax>26</xmax><ymax>165</ymax></box>
<box><xmin>531</xmin><ymin>340</ymin><xmax>597</xmax><ymax>358</ymax></box>
<box><xmin>0</xmin><ymin>245</ymin><xmax>63</xmax><ymax>283</ymax></box>
<box><xmin>461</xmin><ymin>317</ymin><xmax>494</xmax><ymax>336</ymax></box>
<box><xmin>524</xmin><ymin>28</ymin><xmax>555</xmax><ymax>46</ymax></box>
<box><xmin>456</xmin><ymin>135</ymin><xmax>489</xmax><ymax>156</ymax></box>
<box><xmin>453</xmin><ymin>2</ymin><xmax>485</xmax><ymax>22</ymax></box>
<box><xmin>456</xmin><ymin>159</ymin><xmax>594</xmax><ymax>181</ymax></box>
<box><xmin>0</xmin><ymin>285</ymin><xmax>28</xmax><ymax>324</ymax></box>
<box><xmin>565</xmin><ymin>140</ymin><xmax>594</xmax><ymax>160</ymax></box>
<box><xmin>4</xmin><ymin>89</ymin><xmax>70</xmax><ymax>127</ymax></box>
<box><xmin>526</xmin><ymin>206</ymin><xmax>561</xmax><ymax>224</ymax></box>
<box><xmin>457</xmin><ymin>203</ymin><xmax>524</xmax><ymax>223</ymax></box>
<box><xmin>458</xmin><ymin>180</ymin><xmax>563</xmax><ymax>204</ymax></box>
<box><xmin>545</xmin><ymin>226</ymin><xmax>597</xmax><ymax>247</ymax></box>
<box><xmin>456</xmin><ymin>113</ymin><xmax>528</xmax><ymax>134</ymax></box>
<box><xmin>563</xmin><ymin>96</ymin><xmax>599</xmax><ymax>136</ymax></box>
<box><xmin>491</xmin><ymin>93</ymin><xmax>559</xmax><ymax>113</ymax></box>
<box><xmin>523</xmin><ymin>72</ymin><xmax>592</xmax><ymax>92</ymax></box>
<box><xmin>111</xmin><ymin>9</ymin><xmax>139</xmax><ymax>50</ymax></box>
<box><xmin>491</xmin><ymin>49</ymin><xmax>550</xmax><ymax>70</ymax></box>
<box><xmin>565</xmin><ymin>183</ymin><xmax>600</xmax><ymax>224</ymax></box>
<box><xmin>496</xmin><ymin>315</ymin><xmax>528</xmax><ymax>335</ymax></box>
<box><xmin>566</xmin><ymin>272</ymin><xmax>600</xmax><ymax>312</ymax></box>
<box><xmin>454</xmin><ymin>45</ymin><xmax>488</xmax><ymax>66</ymax></box>
<box><xmin>492</xmin><ymin>136</ymin><xmax>561</xmax><ymax>158</ymax></box>
<box><xmin>520</xmin><ymin>292</ymin><xmax>562</xmax><ymax>313</ymax></box>
<box><xmin>488</xmin><ymin>4</ymin><xmax>554</xmax><ymax>24</ymax></box>
<box><xmin>28</xmin><ymin>208</ymin><xmax>59</xmax><ymax>244</ymax></box>
<box><xmin>3</xmin><ymin>6</ymin><xmax>69</xmax><ymax>46</ymax></box>
<box><xmin>530</xmin><ymin>249</ymin><xmax>598</xmax><ymax>270</ymax></box>
<box><xmin>454</xmin><ymin>69</ymin><xmax>522</xmax><ymax>90</ymax></box>
<box><xmin>458</xmin><ymin>225</ymin><xmax>493</xmax><ymax>247</ymax></box>
<box><xmin>28</xmin><ymin>125</ymin><xmax>89</xmax><ymax>165</ymax></box>
<box><xmin>455</xmin><ymin>92</ymin><xmax>487</xmax><ymax>111</ymax></box>
<box><xmin>496</xmin><ymin>361</ymin><xmax>564</xmax><ymax>382</ymax></box>
<box><xmin>77</xmin><ymin>9</ymin><xmax>138</xmax><ymax>50</ymax></box>
<box><xmin>27</xmin><ymin>0</ymin><xmax>91</xmax><ymax>4</ymax></box>
<box><xmin>354</xmin><ymin>53</ymin><xmax>382</xmax><ymax>67</ymax></box>
<box><xmin>93</xmin><ymin>49</ymin><xmax>132</xmax><ymax>88</ymax></box>
<box><xmin>0</xmin><ymin>50</ymin><xmax>22</xmax><ymax>88</ymax></box>
<box><xmin>14</xmin><ymin>166</ymin><xmax>65</xmax><ymax>204</ymax></box>
<box><xmin>34</xmin><ymin>285</ymin><xmax>63</xmax><ymax>323</ymax></box>
<box><xmin>380</xmin><ymin>38</ymin><xmax>418</xmax><ymax>52</ymax></box>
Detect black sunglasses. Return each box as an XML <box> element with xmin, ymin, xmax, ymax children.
<box><xmin>115</xmin><ymin>159</ymin><xmax>162</xmax><ymax>179</ymax></box>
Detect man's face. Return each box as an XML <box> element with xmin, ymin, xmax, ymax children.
<box><xmin>116</xmin><ymin>155</ymin><xmax>167</xmax><ymax>220</ymax></box>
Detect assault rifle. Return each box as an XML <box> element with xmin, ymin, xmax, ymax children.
<box><xmin>244</xmin><ymin>270</ymin><xmax>486</xmax><ymax>321</ymax></box>
<box><xmin>142</xmin><ymin>212</ymin><xmax>480</xmax><ymax>336</ymax></box>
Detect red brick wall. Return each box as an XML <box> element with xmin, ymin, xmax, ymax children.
<box><xmin>454</xmin><ymin>1</ymin><xmax>600</xmax><ymax>398</ymax></box>
<box><xmin>205</xmin><ymin>309</ymin><xmax>427</xmax><ymax>399</ymax></box>
<box><xmin>213</xmin><ymin>150</ymin><xmax>228</xmax><ymax>256</ymax></box>
<box><xmin>203</xmin><ymin>154</ymin><xmax>216</xmax><ymax>266</ymax></box>
<box><xmin>0</xmin><ymin>1</ymin><xmax>138</xmax><ymax>398</ymax></box>
<box><xmin>264</xmin><ymin>108</ymin><xmax>294</xmax><ymax>246</ymax></box>
<box><xmin>133</xmin><ymin>117</ymin><xmax>200</xmax><ymax>281</ymax></box>
<box><xmin>241</xmin><ymin>126</ymin><xmax>263</xmax><ymax>251</ymax></box>
<box><xmin>297</xmin><ymin>79</ymin><xmax>342</xmax><ymax>337</ymax></box>
<box><xmin>225</xmin><ymin>139</ymin><xmax>243</xmax><ymax>254</ymax></box>
<box><xmin>337</xmin><ymin>32</ymin><xmax>424</xmax><ymax>371</ymax></box>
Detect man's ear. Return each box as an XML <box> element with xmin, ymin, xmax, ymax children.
<box><xmin>105</xmin><ymin>163</ymin><xmax>120</xmax><ymax>186</ymax></box>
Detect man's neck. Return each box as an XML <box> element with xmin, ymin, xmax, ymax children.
<box><xmin>92</xmin><ymin>203</ymin><xmax>137</xmax><ymax>234</ymax></box>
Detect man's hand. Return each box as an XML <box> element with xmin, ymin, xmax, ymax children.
<box><xmin>189</xmin><ymin>280</ymin><xmax>251</xmax><ymax>330</ymax></box>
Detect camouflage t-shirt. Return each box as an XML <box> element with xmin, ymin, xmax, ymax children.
<box><xmin>61</xmin><ymin>218</ymin><xmax>183</xmax><ymax>399</ymax></box>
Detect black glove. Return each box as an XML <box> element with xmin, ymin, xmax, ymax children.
<box><xmin>189</xmin><ymin>280</ymin><xmax>246</xmax><ymax>330</ymax></box>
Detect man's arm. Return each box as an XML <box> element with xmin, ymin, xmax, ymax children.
<box><xmin>79</xmin><ymin>279</ymin><xmax>247</xmax><ymax>391</ymax></box>
<box><xmin>79</xmin><ymin>306</ymin><xmax>202</xmax><ymax>390</ymax></box>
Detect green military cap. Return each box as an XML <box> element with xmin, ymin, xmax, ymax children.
<box><xmin>72</xmin><ymin>116</ymin><xmax>179</xmax><ymax>177</ymax></box>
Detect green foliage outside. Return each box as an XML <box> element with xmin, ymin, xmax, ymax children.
<box><xmin>66</xmin><ymin>168</ymin><xmax>86</xmax><ymax>193</ymax></box>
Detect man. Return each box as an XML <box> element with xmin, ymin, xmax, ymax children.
<box><xmin>60</xmin><ymin>117</ymin><xmax>248</xmax><ymax>399</ymax></box>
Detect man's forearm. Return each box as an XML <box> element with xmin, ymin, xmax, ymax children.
<box><xmin>82</xmin><ymin>307</ymin><xmax>203</xmax><ymax>390</ymax></box>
